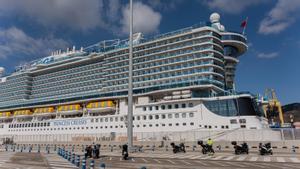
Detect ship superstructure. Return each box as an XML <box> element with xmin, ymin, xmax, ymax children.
<box><xmin>0</xmin><ymin>13</ymin><xmax>267</xmax><ymax>144</ymax></box>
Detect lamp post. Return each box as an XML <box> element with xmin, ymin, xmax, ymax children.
<box><xmin>127</xmin><ymin>0</ymin><xmax>134</xmax><ymax>150</ymax></box>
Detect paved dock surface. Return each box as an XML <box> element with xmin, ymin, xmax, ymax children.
<box><xmin>0</xmin><ymin>151</ymin><xmax>300</xmax><ymax>169</ymax></box>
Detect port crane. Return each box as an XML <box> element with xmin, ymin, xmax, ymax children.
<box><xmin>262</xmin><ymin>89</ymin><xmax>284</xmax><ymax>127</ymax></box>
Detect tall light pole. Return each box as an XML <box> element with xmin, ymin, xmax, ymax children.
<box><xmin>127</xmin><ymin>0</ymin><xmax>134</xmax><ymax>150</ymax></box>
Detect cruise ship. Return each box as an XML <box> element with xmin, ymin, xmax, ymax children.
<box><xmin>0</xmin><ymin>13</ymin><xmax>268</xmax><ymax>144</ymax></box>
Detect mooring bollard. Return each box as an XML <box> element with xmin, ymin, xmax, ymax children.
<box><xmin>292</xmin><ymin>146</ymin><xmax>296</xmax><ymax>153</ymax></box>
<box><xmin>90</xmin><ymin>160</ymin><xmax>94</xmax><ymax>169</ymax></box>
<box><xmin>68</xmin><ymin>152</ymin><xmax>72</xmax><ymax>161</ymax></box>
<box><xmin>65</xmin><ymin>150</ymin><xmax>68</xmax><ymax>159</ymax></box>
<box><xmin>82</xmin><ymin>158</ymin><xmax>86</xmax><ymax>169</ymax></box>
<box><xmin>72</xmin><ymin>153</ymin><xmax>75</xmax><ymax>164</ymax></box>
<box><xmin>192</xmin><ymin>145</ymin><xmax>196</xmax><ymax>151</ymax></box>
<box><xmin>99</xmin><ymin>163</ymin><xmax>106</xmax><ymax>169</ymax></box>
<box><xmin>76</xmin><ymin>155</ymin><xmax>80</xmax><ymax>167</ymax></box>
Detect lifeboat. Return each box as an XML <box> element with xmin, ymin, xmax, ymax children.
<box><xmin>86</xmin><ymin>100</ymin><xmax>116</xmax><ymax>114</ymax></box>
<box><xmin>57</xmin><ymin>104</ymin><xmax>82</xmax><ymax>115</ymax></box>
<box><xmin>13</xmin><ymin>110</ymin><xmax>33</xmax><ymax>118</ymax></box>
<box><xmin>0</xmin><ymin>112</ymin><xmax>12</xmax><ymax>119</ymax></box>
<box><xmin>34</xmin><ymin>107</ymin><xmax>55</xmax><ymax>116</ymax></box>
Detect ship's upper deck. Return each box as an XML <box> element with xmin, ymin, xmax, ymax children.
<box><xmin>0</xmin><ymin>13</ymin><xmax>247</xmax><ymax>111</ymax></box>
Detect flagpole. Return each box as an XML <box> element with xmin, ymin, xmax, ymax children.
<box><xmin>242</xmin><ymin>17</ymin><xmax>248</xmax><ymax>35</ymax></box>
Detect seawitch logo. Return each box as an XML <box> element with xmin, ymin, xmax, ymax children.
<box><xmin>53</xmin><ymin>119</ymin><xmax>87</xmax><ymax>126</ymax></box>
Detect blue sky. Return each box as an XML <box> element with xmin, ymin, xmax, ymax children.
<box><xmin>0</xmin><ymin>0</ymin><xmax>299</xmax><ymax>104</ymax></box>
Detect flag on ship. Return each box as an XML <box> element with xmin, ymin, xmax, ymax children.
<box><xmin>241</xmin><ymin>17</ymin><xmax>248</xmax><ymax>35</ymax></box>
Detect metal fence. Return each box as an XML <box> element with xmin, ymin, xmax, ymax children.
<box><xmin>2</xmin><ymin>128</ymin><xmax>300</xmax><ymax>144</ymax></box>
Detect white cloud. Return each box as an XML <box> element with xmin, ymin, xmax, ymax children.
<box><xmin>202</xmin><ymin>0</ymin><xmax>263</xmax><ymax>14</ymax></box>
<box><xmin>0</xmin><ymin>27</ymin><xmax>69</xmax><ymax>60</ymax></box>
<box><xmin>0</xmin><ymin>0</ymin><xmax>105</xmax><ymax>31</ymax></box>
<box><xmin>257</xmin><ymin>52</ymin><xmax>279</xmax><ymax>59</ymax></box>
<box><xmin>259</xmin><ymin>0</ymin><xmax>300</xmax><ymax>35</ymax></box>
<box><xmin>121</xmin><ymin>2</ymin><xmax>162</xmax><ymax>35</ymax></box>
<box><xmin>146</xmin><ymin>0</ymin><xmax>184</xmax><ymax>11</ymax></box>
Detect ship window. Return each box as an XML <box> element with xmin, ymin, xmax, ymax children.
<box><xmin>120</xmin><ymin>117</ymin><xmax>123</xmax><ymax>121</ymax></box>
<box><xmin>190</xmin><ymin>122</ymin><xmax>194</xmax><ymax>126</ymax></box>
<box><xmin>91</xmin><ymin>119</ymin><xmax>94</xmax><ymax>123</ymax></box>
<box><xmin>162</xmin><ymin>124</ymin><xmax>165</xmax><ymax>126</ymax></box>
<box><xmin>230</xmin><ymin>119</ymin><xmax>237</xmax><ymax>124</ymax></box>
<box><xmin>169</xmin><ymin>123</ymin><xmax>172</xmax><ymax>126</ymax></box>
<box><xmin>168</xmin><ymin>114</ymin><xmax>172</xmax><ymax>118</ymax></box>
<box><xmin>239</xmin><ymin>119</ymin><xmax>246</xmax><ymax>123</ymax></box>
<box><xmin>110</xmin><ymin>126</ymin><xmax>113</xmax><ymax>128</ymax></box>
<box><xmin>155</xmin><ymin>106</ymin><xmax>159</xmax><ymax>110</ymax></box>
<box><xmin>188</xmin><ymin>103</ymin><xmax>193</xmax><ymax>107</ymax></box>
<box><xmin>136</xmin><ymin>125</ymin><xmax>139</xmax><ymax>128</ymax></box>
<box><xmin>209</xmin><ymin>125</ymin><xmax>212</xmax><ymax>129</ymax></box>
<box><xmin>175</xmin><ymin>113</ymin><xmax>179</xmax><ymax>118</ymax></box>
<box><xmin>95</xmin><ymin>119</ymin><xmax>99</xmax><ymax>122</ymax></box>
<box><xmin>161</xmin><ymin>114</ymin><xmax>166</xmax><ymax>119</ymax></box>
<box><xmin>176</xmin><ymin>123</ymin><xmax>179</xmax><ymax>126</ymax></box>
<box><xmin>168</xmin><ymin>105</ymin><xmax>172</xmax><ymax>109</ymax></box>
<box><xmin>105</xmin><ymin>118</ymin><xmax>108</xmax><ymax>122</ymax></box>
<box><xmin>155</xmin><ymin>115</ymin><xmax>159</xmax><ymax>119</ymax></box>
<box><xmin>143</xmin><ymin>107</ymin><xmax>146</xmax><ymax>111</ymax></box>
<box><xmin>204</xmin><ymin>125</ymin><xmax>207</xmax><ymax>128</ymax></box>
<box><xmin>221</xmin><ymin>125</ymin><xmax>224</xmax><ymax>129</ymax></box>
<box><xmin>161</xmin><ymin>105</ymin><xmax>166</xmax><ymax>110</ymax></box>
<box><xmin>115</xmin><ymin>117</ymin><xmax>118</xmax><ymax>122</ymax></box>
<box><xmin>183</xmin><ymin>123</ymin><xmax>186</xmax><ymax>126</ymax></box>
<box><xmin>143</xmin><ymin>124</ymin><xmax>146</xmax><ymax>127</ymax></box>
<box><xmin>110</xmin><ymin>118</ymin><xmax>113</xmax><ymax>122</ymax></box>
<box><xmin>115</xmin><ymin>126</ymin><xmax>118</xmax><ymax>128</ymax></box>
<box><xmin>137</xmin><ymin>116</ymin><xmax>140</xmax><ymax>120</ymax></box>
<box><xmin>189</xmin><ymin>113</ymin><xmax>194</xmax><ymax>117</ymax></box>
<box><xmin>155</xmin><ymin>124</ymin><xmax>159</xmax><ymax>127</ymax></box>
<box><xmin>182</xmin><ymin>104</ymin><xmax>186</xmax><ymax>108</ymax></box>
<box><xmin>149</xmin><ymin>124</ymin><xmax>152</xmax><ymax>127</ymax></box>
<box><xmin>175</xmin><ymin>104</ymin><xmax>179</xmax><ymax>109</ymax></box>
<box><xmin>149</xmin><ymin>115</ymin><xmax>153</xmax><ymax>120</ymax></box>
<box><xmin>226</xmin><ymin>125</ymin><xmax>229</xmax><ymax>129</ymax></box>
<box><xmin>149</xmin><ymin>106</ymin><xmax>152</xmax><ymax>111</ymax></box>
<box><xmin>215</xmin><ymin>126</ymin><xmax>218</xmax><ymax>128</ymax></box>
<box><xmin>105</xmin><ymin>126</ymin><xmax>107</xmax><ymax>128</ymax></box>
<box><xmin>182</xmin><ymin>113</ymin><xmax>186</xmax><ymax>118</ymax></box>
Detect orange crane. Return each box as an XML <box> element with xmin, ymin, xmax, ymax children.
<box><xmin>262</xmin><ymin>89</ymin><xmax>284</xmax><ymax>127</ymax></box>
